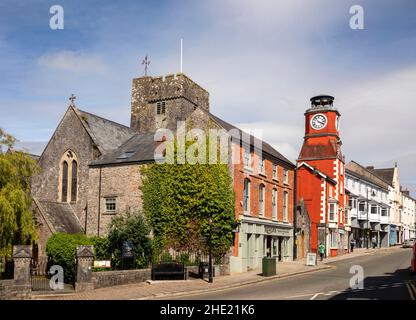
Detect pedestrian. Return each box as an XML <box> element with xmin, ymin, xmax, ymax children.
<box><xmin>318</xmin><ymin>242</ymin><xmax>325</xmax><ymax>261</ymax></box>
<box><xmin>350</xmin><ymin>238</ymin><xmax>356</xmax><ymax>252</ymax></box>
<box><xmin>359</xmin><ymin>236</ymin><xmax>364</xmax><ymax>248</ymax></box>
<box><xmin>372</xmin><ymin>236</ymin><xmax>377</xmax><ymax>249</ymax></box>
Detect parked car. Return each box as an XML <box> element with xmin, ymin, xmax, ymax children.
<box><xmin>403</xmin><ymin>238</ymin><xmax>415</xmax><ymax>248</ymax></box>
<box><xmin>411</xmin><ymin>242</ymin><xmax>416</xmax><ymax>274</ymax></box>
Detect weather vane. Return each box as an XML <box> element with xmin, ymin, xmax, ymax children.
<box><xmin>69</xmin><ymin>94</ymin><xmax>76</xmax><ymax>107</ymax></box>
<box><xmin>142</xmin><ymin>54</ymin><xmax>150</xmax><ymax>76</ymax></box>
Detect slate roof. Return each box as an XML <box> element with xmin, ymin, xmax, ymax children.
<box><xmin>208</xmin><ymin>112</ymin><xmax>295</xmax><ymax>167</ymax></box>
<box><xmin>346</xmin><ymin>161</ymin><xmax>389</xmax><ymax>190</ymax></box>
<box><xmin>369</xmin><ymin>168</ymin><xmax>395</xmax><ymax>185</ymax></box>
<box><xmin>74</xmin><ymin>108</ymin><xmax>136</xmax><ymax>153</ymax></box>
<box><xmin>35</xmin><ymin>200</ymin><xmax>83</xmax><ymax>234</ymax></box>
<box><xmin>90</xmin><ymin>133</ymin><xmax>156</xmax><ymax>166</ymax></box>
<box><xmin>89</xmin><ymin>110</ymin><xmax>295</xmax><ymax>168</ymax></box>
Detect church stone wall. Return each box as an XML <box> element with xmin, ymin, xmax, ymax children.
<box><xmin>86</xmin><ymin>164</ymin><xmax>144</xmax><ymax>236</ymax></box>
<box><xmin>31</xmin><ymin>107</ymin><xmax>96</xmax><ymax>229</ymax></box>
<box><xmin>130</xmin><ymin>73</ymin><xmax>210</xmax><ymax>134</ymax></box>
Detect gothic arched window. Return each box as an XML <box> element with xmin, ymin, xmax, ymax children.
<box><xmin>60</xmin><ymin>150</ymin><xmax>79</xmax><ymax>203</ymax></box>
<box><xmin>61</xmin><ymin>161</ymin><xmax>68</xmax><ymax>202</ymax></box>
<box><xmin>71</xmin><ymin>160</ymin><xmax>78</xmax><ymax>202</ymax></box>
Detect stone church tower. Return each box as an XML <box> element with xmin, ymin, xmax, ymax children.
<box><xmin>130</xmin><ymin>73</ymin><xmax>210</xmax><ymax>133</ymax></box>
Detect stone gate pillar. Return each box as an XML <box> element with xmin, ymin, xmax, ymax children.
<box><xmin>75</xmin><ymin>245</ymin><xmax>94</xmax><ymax>292</ymax></box>
<box><xmin>12</xmin><ymin>245</ymin><xmax>32</xmax><ymax>296</ymax></box>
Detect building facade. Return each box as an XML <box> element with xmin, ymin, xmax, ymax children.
<box><xmin>401</xmin><ymin>189</ymin><xmax>416</xmax><ymax>241</ymax></box>
<box><xmin>30</xmin><ymin>73</ymin><xmax>295</xmax><ymax>274</ymax></box>
<box><xmin>345</xmin><ymin>161</ymin><xmax>391</xmax><ymax>248</ymax></box>
<box><xmin>296</xmin><ymin>95</ymin><xmax>346</xmax><ymax>257</ymax></box>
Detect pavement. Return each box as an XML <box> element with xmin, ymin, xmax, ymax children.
<box><xmin>31</xmin><ymin>245</ymin><xmax>408</xmax><ymax>300</ymax></box>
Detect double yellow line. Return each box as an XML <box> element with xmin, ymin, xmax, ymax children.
<box><xmin>405</xmin><ymin>280</ymin><xmax>416</xmax><ymax>300</ymax></box>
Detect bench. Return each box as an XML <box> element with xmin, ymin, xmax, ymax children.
<box><xmin>151</xmin><ymin>262</ymin><xmax>186</xmax><ymax>281</ymax></box>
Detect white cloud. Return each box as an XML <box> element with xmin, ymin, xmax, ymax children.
<box><xmin>37</xmin><ymin>51</ymin><xmax>109</xmax><ymax>74</ymax></box>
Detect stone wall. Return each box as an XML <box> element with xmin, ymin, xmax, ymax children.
<box><xmin>31</xmin><ymin>107</ymin><xmax>96</xmax><ymax>229</ymax></box>
<box><xmin>0</xmin><ymin>280</ymin><xmax>15</xmax><ymax>300</ymax></box>
<box><xmin>86</xmin><ymin>164</ymin><xmax>144</xmax><ymax>236</ymax></box>
<box><xmin>130</xmin><ymin>73</ymin><xmax>210</xmax><ymax>133</ymax></box>
<box><xmin>92</xmin><ymin>269</ymin><xmax>151</xmax><ymax>289</ymax></box>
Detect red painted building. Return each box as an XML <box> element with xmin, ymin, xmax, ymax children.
<box><xmin>296</xmin><ymin>95</ymin><xmax>347</xmax><ymax>257</ymax></box>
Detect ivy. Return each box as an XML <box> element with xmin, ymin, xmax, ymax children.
<box><xmin>141</xmin><ymin>135</ymin><xmax>235</xmax><ymax>260</ymax></box>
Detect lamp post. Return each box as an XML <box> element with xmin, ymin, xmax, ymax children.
<box><xmin>207</xmin><ymin>218</ymin><xmax>220</xmax><ymax>283</ymax></box>
<box><xmin>366</xmin><ymin>188</ymin><xmax>376</xmax><ymax>249</ymax></box>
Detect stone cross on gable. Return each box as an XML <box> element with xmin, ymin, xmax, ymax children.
<box><xmin>142</xmin><ymin>54</ymin><xmax>150</xmax><ymax>76</ymax></box>
<box><xmin>69</xmin><ymin>94</ymin><xmax>76</xmax><ymax>107</ymax></box>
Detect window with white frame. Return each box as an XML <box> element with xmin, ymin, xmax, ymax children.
<box><xmin>105</xmin><ymin>197</ymin><xmax>116</xmax><ymax>213</ymax></box>
<box><xmin>272</xmin><ymin>189</ymin><xmax>277</xmax><ymax>220</ymax></box>
<box><xmin>243</xmin><ymin>145</ymin><xmax>251</xmax><ymax>168</ymax></box>
<box><xmin>243</xmin><ymin>179</ymin><xmax>250</xmax><ymax>213</ymax></box>
<box><xmin>259</xmin><ymin>158</ymin><xmax>265</xmax><ymax>174</ymax></box>
<box><xmin>283</xmin><ymin>191</ymin><xmax>288</xmax><ymax>222</ymax></box>
<box><xmin>272</xmin><ymin>164</ymin><xmax>278</xmax><ymax>180</ymax></box>
<box><xmin>371</xmin><ymin>205</ymin><xmax>378</xmax><ymax>214</ymax></box>
<box><xmin>329</xmin><ymin>203</ymin><xmax>337</xmax><ymax>221</ymax></box>
<box><xmin>358</xmin><ymin>202</ymin><xmax>365</xmax><ymax>212</ymax></box>
<box><xmin>259</xmin><ymin>184</ymin><xmax>265</xmax><ymax>216</ymax></box>
<box><xmin>283</xmin><ymin>168</ymin><xmax>289</xmax><ymax>184</ymax></box>
<box><xmin>381</xmin><ymin>208</ymin><xmax>388</xmax><ymax>216</ymax></box>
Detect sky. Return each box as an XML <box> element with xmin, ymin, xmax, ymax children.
<box><xmin>1</xmin><ymin>0</ymin><xmax>415</xmax><ymax>194</ymax></box>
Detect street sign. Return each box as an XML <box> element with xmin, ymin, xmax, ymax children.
<box><xmin>306</xmin><ymin>253</ymin><xmax>317</xmax><ymax>266</ymax></box>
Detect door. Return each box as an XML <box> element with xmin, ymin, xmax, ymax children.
<box><xmin>278</xmin><ymin>237</ymin><xmax>283</xmax><ymax>261</ymax></box>
<box><xmin>266</xmin><ymin>236</ymin><xmax>272</xmax><ymax>257</ymax></box>
<box><xmin>300</xmin><ymin>232</ymin><xmax>305</xmax><ymax>258</ymax></box>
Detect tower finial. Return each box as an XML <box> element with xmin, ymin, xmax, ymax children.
<box><xmin>69</xmin><ymin>94</ymin><xmax>76</xmax><ymax>107</ymax></box>
<box><xmin>142</xmin><ymin>54</ymin><xmax>150</xmax><ymax>76</ymax></box>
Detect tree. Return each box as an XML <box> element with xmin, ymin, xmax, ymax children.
<box><xmin>107</xmin><ymin>211</ymin><xmax>153</xmax><ymax>269</ymax></box>
<box><xmin>141</xmin><ymin>134</ymin><xmax>235</xmax><ymax>261</ymax></box>
<box><xmin>0</xmin><ymin>129</ymin><xmax>39</xmax><ymax>260</ymax></box>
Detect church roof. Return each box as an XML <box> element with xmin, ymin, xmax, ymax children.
<box><xmin>74</xmin><ymin>108</ymin><xmax>136</xmax><ymax>153</ymax></box>
<box><xmin>208</xmin><ymin>112</ymin><xmax>295</xmax><ymax>167</ymax></box>
<box><xmin>89</xmin><ymin>132</ymin><xmax>156</xmax><ymax>166</ymax></box>
<box><xmin>34</xmin><ymin>199</ymin><xmax>83</xmax><ymax>234</ymax></box>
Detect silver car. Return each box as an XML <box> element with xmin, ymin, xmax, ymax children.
<box><xmin>403</xmin><ymin>238</ymin><xmax>416</xmax><ymax>248</ymax></box>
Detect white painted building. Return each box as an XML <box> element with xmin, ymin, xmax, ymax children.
<box><xmin>346</xmin><ymin>161</ymin><xmax>391</xmax><ymax>248</ymax></box>
<box><xmin>401</xmin><ymin>190</ymin><xmax>416</xmax><ymax>240</ymax></box>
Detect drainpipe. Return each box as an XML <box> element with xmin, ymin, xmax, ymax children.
<box><xmin>97</xmin><ymin>167</ymin><xmax>102</xmax><ymax>236</ymax></box>
<box><xmin>293</xmin><ymin>167</ymin><xmax>297</xmax><ymax>260</ymax></box>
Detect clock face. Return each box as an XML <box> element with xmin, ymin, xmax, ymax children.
<box><xmin>310</xmin><ymin>114</ymin><xmax>327</xmax><ymax>130</ymax></box>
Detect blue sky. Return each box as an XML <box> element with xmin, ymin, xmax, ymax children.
<box><xmin>1</xmin><ymin>0</ymin><xmax>416</xmax><ymax>193</ymax></box>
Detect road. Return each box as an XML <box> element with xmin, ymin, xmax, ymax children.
<box><xmin>174</xmin><ymin>248</ymin><xmax>416</xmax><ymax>300</ymax></box>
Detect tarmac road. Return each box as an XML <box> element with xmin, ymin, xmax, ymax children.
<box><xmin>174</xmin><ymin>248</ymin><xmax>416</xmax><ymax>300</ymax></box>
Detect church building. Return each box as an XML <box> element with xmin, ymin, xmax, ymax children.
<box><xmin>30</xmin><ymin>72</ymin><xmax>295</xmax><ymax>274</ymax></box>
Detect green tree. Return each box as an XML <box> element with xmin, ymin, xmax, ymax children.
<box><xmin>0</xmin><ymin>129</ymin><xmax>39</xmax><ymax>260</ymax></box>
<box><xmin>107</xmin><ymin>211</ymin><xmax>153</xmax><ymax>269</ymax></box>
<box><xmin>141</xmin><ymin>134</ymin><xmax>235</xmax><ymax>261</ymax></box>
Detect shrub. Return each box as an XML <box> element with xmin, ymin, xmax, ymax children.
<box><xmin>107</xmin><ymin>212</ymin><xmax>152</xmax><ymax>269</ymax></box>
<box><xmin>46</xmin><ymin>233</ymin><xmax>93</xmax><ymax>283</ymax></box>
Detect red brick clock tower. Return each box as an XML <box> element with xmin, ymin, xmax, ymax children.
<box><xmin>296</xmin><ymin>95</ymin><xmax>346</xmax><ymax>257</ymax></box>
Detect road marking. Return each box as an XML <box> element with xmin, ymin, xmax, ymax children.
<box><xmin>310</xmin><ymin>293</ymin><xmax>322</xmax><ymax>300</ymax></box>
<box><xmin>405</xmin><ymin>281</ymin><xmax>416</xmax><ymax>300</ymax></box>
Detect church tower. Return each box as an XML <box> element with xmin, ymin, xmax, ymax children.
<box><xmin>296</xmin><ymin>95</ymin><xmax>346</xmax><ymax>257</ymax></box>
<box><xmin>130</xmin><ymin>73</ymin><xmax>209</xmax><ymax>133</ymax></box>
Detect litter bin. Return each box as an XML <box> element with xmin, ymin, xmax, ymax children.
<box><xmin>262</xmin><ymin>257</ymin><xmax>276</xmax><ymax>276</ymax></box>
<box><xmin>199</xmin><ymin>262</ymin><xmax>215</xmax><ymax>279</ymax></box>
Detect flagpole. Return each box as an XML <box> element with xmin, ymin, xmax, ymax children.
<box><xmin>180</xmin><ymin>38</ymin><xmax>183</xmax><ymax>73</ymax></box>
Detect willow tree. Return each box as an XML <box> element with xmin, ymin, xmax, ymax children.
<box><xmin>0</xmin><ymin>129</ymin><xmax>39</xmax><ymax>260</ymax></box>
<box><xmin>141</xmin><ymin>130</ymin><xmax>235</xmax><ymax>261</ymax></box>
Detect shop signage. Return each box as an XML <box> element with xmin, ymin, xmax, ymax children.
<box><xmin>306</xmin><ymin>253</ymin><xmax>317</xmax><ymax>266</ymax></box>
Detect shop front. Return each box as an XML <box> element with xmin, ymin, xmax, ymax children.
<box><xmin>229</xmin><ymin>217</ymin><xmax>293</xmax><ymax>274</ymax></box>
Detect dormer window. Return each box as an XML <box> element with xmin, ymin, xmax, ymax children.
<box><xmin>156</xmin><ymin>101</ymin><xmax>166</xmax><ymax>115</ymax></box>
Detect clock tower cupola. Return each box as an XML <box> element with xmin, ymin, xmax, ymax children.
<box><xmin>298</xmin><ymin>95</ymin><xmax>343</xmax><ymax>164</ymax></box>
